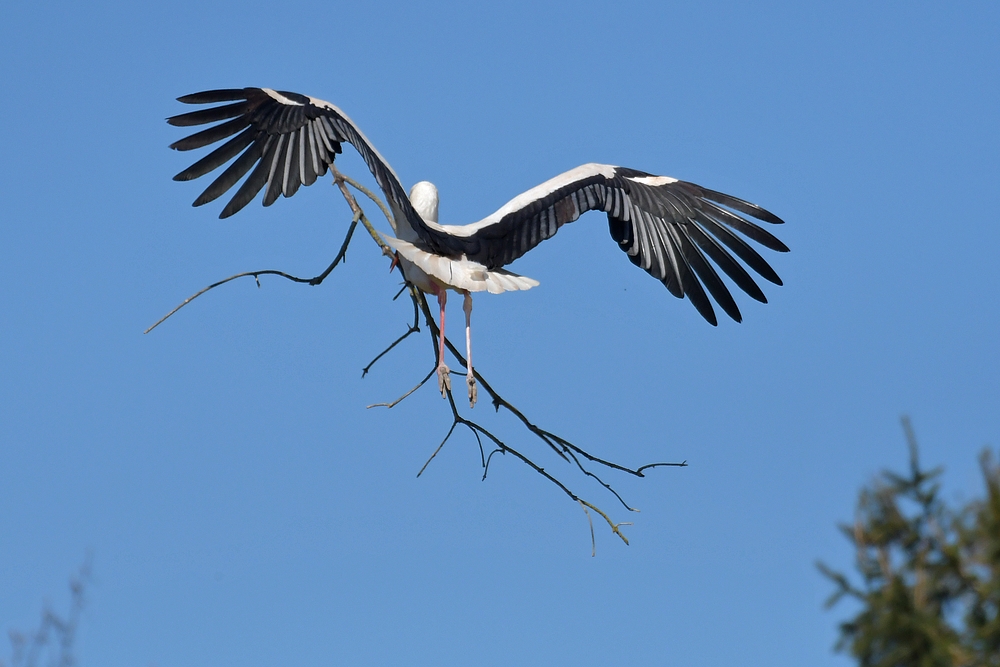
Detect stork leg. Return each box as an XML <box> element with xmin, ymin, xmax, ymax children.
<box><xmin>435</xmin><ymin>287</ymin><xmax>451</xmax><ymax>398</ymax></box>
<box><xmin>463</xmin><ymin>291</ymin><xmax>477</xmax><ymax>408</ymax></box>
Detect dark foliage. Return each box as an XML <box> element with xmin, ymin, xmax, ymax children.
<box><xmin>820</xmin><ymin>418</ymin><xmax>1000</xmax><ymax>667</ymax></box>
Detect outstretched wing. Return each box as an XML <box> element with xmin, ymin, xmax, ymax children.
<box><xmin>167</xmin><ymin>87</ymin><xmax>431</xmax><ymax>239</ymax></box>
<box><xmin>420</xmin><ymin>163</ymin><xmax>788</xmax><ymax>325</ymax></box>
<box><xmin>168</xmin><ymin>91</ymin><xmax>787</xmax><ymax>324</ymax></box>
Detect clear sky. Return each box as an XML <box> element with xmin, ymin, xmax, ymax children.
<box><xmin>2</xmin><ymin>1</ymin><xmax>998</xmax><ymax>665</ymax></box>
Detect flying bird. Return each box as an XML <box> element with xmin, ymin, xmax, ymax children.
<box><xmin>168</xmin><ymin>87</ymin><xmax>789</xmax><ymax>407</ymax></box>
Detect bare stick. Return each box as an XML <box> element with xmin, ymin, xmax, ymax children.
<box><xmin>361</xmin><ymin>324</ymin><xmax>421</xmax><ymax>378</ymax></box>
<box><xmin>417</xmin><ymin>422</ymin><xmax>456</xmax><ymax>477</ymax></box>
<box><xmin>353</xmin><ymin>226</ymin><xmax>682</xmax><ymax>545</ymax></box>
<box><xmin>366</xmin><ymin>366</ymin><xmax>437</xmax><ymax>409</ymax></box>
<box><xmin>153</xmin><ymin>162</ymin><xmax>685</xmax><ymax>548</ymax></box>
<box><xmin>579</xmin><ymin>499</ymin><xmax>597</xmax><ymax>557</ymax></box>
<box><xmin>331</xmin><ymin>165</ymin><xmax>390</xmax><ymax>252</ymax></box>
<box><xmin>145</xmin><ymin>209</ymin><xmax>360</xmax><ymax>334</ymax></box>
<box><xmin>362</xmin><ymin>284</ymin><xmax>422</xmax><ymax>378</ymax></box>
<box><xmin>340</xmin><ymin>172</ymin><xmax>395</xmax><ymax>228</ymax></box>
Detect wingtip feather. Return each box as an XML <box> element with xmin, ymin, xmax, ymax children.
<box><xmin>176</xmin><ymin>89</ymin><xmax>249</xmax><ymax>105</ymax></box>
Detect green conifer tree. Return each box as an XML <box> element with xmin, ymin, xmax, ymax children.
<box><xmin>820</xmin><ymin>418</ymin><xmax>1000</xmax><ymax>667</ymax></box>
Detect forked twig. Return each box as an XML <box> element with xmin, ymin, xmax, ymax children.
<box><xmin>144</xmin><ymin>210</ymin><xmax>360</xmax><ymax>334</ymax></box>
<box><xmin>149</xmin><ymin>166</ymin><xmax>685</xmax><ymax>549</ymax></box>
<box><xmin>366</xmin><ymin>366</ymin><xmax>436</xmax><ymax>409</ymax></box>
<box><xmin>362</xmin><ymin>284</ymin><xmax>422</xmax><ymax>378</ymax></box>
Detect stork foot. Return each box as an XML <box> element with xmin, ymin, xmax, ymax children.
<box><xmin>467</xmin><ymin>373</ymin><xmax>478</xmax><ymax>408</ymax></box>
<box><xmin>437</xmin><ymin>364</ymin><xmax>451</xmax><ymax>398</ymax></box>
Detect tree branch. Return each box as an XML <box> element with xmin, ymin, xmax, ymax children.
<box><xmin>360</xmin><ymin>262</ymin><xmax>684</xmax><ymax>546</ymax></box>
<box><xmin>144</xmin><ymin>209</ymin><xmax>360</xmax><ymax>334</ymax></box>
<box><xmin>149</xmin><ymin>166</ymin><xmax>685</xmax><ymax>550</ymax></box>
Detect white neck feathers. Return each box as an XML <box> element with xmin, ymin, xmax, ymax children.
<box><xmin>409</xmin><ymin>181</ymin><xmax>439</xmax><ymax>224</ymax></box>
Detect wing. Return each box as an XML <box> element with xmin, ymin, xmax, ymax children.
<box><xmin>420</xmin><ymin>163</ymin><xmax>788</xmax><ymax>326</ymax></box>
<box><xmin>167</xmin><ymin>87</ymin><xmax>432</xmax><ymax>239</ymax></box>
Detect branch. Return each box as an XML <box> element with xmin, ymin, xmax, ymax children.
<box><xmin>361</xmin><ymin>284</ymin><xmax>421</xmax><ymax>378</ymax></box>
<box><xmin>145</xmin><ymin>208</ymin><xmax>360</xmax><ymax>334</ymax></box>
<box><xmin>366</xmin><ymin>365</ymin><xmax>436</xmax><ymax>409</ymax></box>
<box><xmin>151</xmin><ymin>164</ymin><xmax>685</xmax><ymax>550</ymax></box>
<box><xmin>363</xmin><ymin>282</ymin><xmax>684</xmax><ymax>547</ymax></box>
<box><xmin>330</xmin><ymin>166</ymin><xmax>392</xmax><ymax>252</ymax></box>
<box><xmin>145</xmin><ymin>165</ymin><xmax>396</xmax><ymax>335</ymax></box>
<box><xmin>325</xmin><ymin>173</ymin><xmax>686</xmax><ymax>547</ymax></box>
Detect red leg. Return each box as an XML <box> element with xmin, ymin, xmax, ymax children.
<box><xmin>435</xmin><ymin>287</ymin><xmax>450</xmax><ymax>397</ymax></box>
<box><xmin>437</xmin><ymin>288</ymin><xmax>447</xmax><ymax>367</ymax></box>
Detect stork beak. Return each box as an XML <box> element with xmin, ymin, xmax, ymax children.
<box><xmin>389</xmin><ymin>252</ymin><xmax>400</xmax><ymax>273</ymax></box>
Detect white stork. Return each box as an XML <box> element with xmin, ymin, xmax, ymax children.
<box><xmin>168</xmin><ymin>87</ymin><xmax>788</xmax><ymax>407</ymax></box>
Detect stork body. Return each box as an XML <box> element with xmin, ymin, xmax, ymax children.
<box><xmin>168</xmin><ymin>87</ymin><xmax>789</xmax><ymax>407</ymax></box>
<box><xmin>394</xmin><ymin>180</ymin><xmax>519</xmax><ymax>404</ymax></box>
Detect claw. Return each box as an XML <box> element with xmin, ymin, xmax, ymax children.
<box><xmin>467</xmin><ymin>374</ymin><xmax>478</xmax><ymax>408</ymax></box>
<box><xmin>437</xmin><ymin>364</ymin><xmax>451</xmax><ymax>398</ymax></box>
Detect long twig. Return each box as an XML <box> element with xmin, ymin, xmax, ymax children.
<box><xmin>361</xmin><ymin>284</ymin><xmax>422</xmax><ymax>378</ymax></box>
<box><xmin>149</xmin><ymin>166</ymin><xmax>685</xmax><ymax>548</ymax></box>
<box><xmin>330</xmin><ymin>166</ymin><xmax>392</xmax><ymax>251</ymax></box>
<box><xmin>360</xmin><ymin>281</ymin><xmax>679</xmax><ymax>543</ymax></box>
<box><xmin>366</xmin><ymin>366</ymin><xmax>436</xmax><ymax>409</ymax></box>
<box><xmin>144</xmin><ymin>209</ymin><xmax>360</xmax><ymax>334</ymax></box>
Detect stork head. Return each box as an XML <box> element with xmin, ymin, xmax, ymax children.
<box><xmin>409</xmin><ymin>181</ymin><xmax>439</xmax><ymax>224</ymax></box>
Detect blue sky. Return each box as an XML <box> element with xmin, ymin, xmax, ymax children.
<box><xmin>2</xmin><ymin>1</ymin><xmax>998</xmax><ymax>665</ymax></box>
